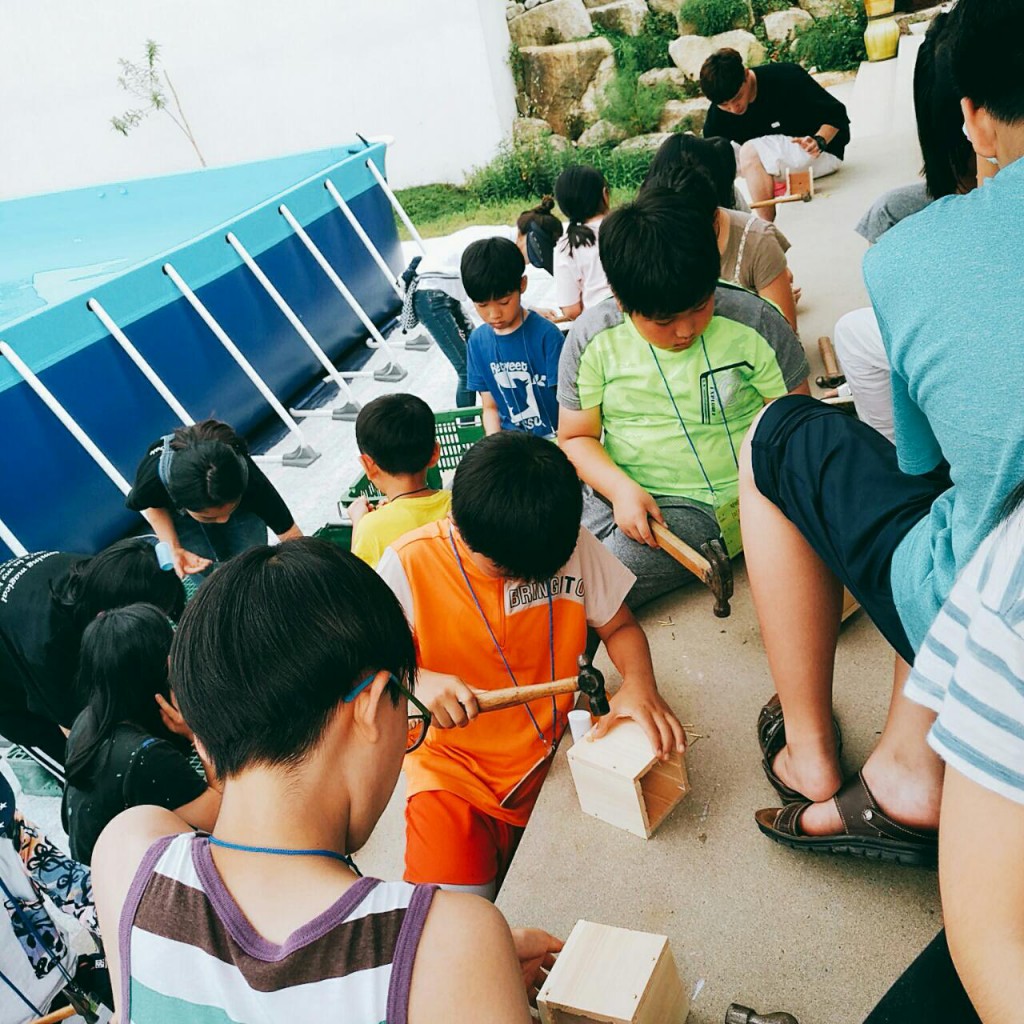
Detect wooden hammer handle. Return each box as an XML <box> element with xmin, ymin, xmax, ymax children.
<box><xmin>475</xmin><ymin>677</ymin><xmax>580</xmax><ymax>712</ymax></box>
<box><xmin>650</xmin><ymin>521</ymin><xmax>712</xmax><ymax>583</ymax></box>
<box><xmin>30</xmin><ymin>1008</ymin><xmax>77</xmax><ymax>1024</ymax></box>
<box><xmin>818</xmin><ymin>335</ymin><xmax>840</xmax><ymax>378</ymax></box>
<box><xmin>749</xmin><ymin>193</ymin><xmax>810</xmax><ymax>209</ymax></box>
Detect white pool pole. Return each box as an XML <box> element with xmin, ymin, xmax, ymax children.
<box><xmin>323</xmin><ymin>180</ymin><xmax>403</xmax><ymax>299</ymax></box>
<box><xmin>1</xmin><ymin>341</ymin><xmax>133</xmax><ymax>496</ymax></box>
<box><xmin>0</xmin><ymin>516</ymin><xmax>28</xmax><ymax>558</ymax></box>
<box><xmin>87</xmin><ymin>298</ymin><xmax>195</xmax><ymax>426</ymax></box>
<box><xmin>278</xmin><ymin>204</ymin><xmax>407</xmax><ymax>378</ymax></box>
<box><xmin>363</xmin><ymin>159</ymin><xmax>428</xmax><ymax>257</ymax></box>
<box><xmin>225</xmin><ymin>232</ymin><xmax>362</xmax><ymax>420</ymax></box>
<box><xmin>161</xmin><ymin>263</ymin><xmax>320</xmax><ymax>468</ymax></box>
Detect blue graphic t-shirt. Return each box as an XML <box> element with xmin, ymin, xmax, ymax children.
<box><xmin>466</xmin><ymin>310</ymin><xmax>564</xmax><ymax>437</ymax></box>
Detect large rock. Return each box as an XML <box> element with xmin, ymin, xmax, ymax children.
<box><xmin>678</xmin><ymin>0</ymin><xmax>753</xmax><ymax>36</ymax></box>
<box><xmin>508</xmin><ymin>0</ymin><xmax>593</xmax><ymax>47</ymax></box>
<box><xmin>588</xmin><ymin>0</ymin><xmax>649</xmax><ymax>35</ymax></box>
<box><xmin>511</xmin><ymin>117</ymin><xmax>573</xmax><ymax>151</ymax></box>
<box><xmin>646</xmin><ymin>0</ymin><xmax>680</xmax><ymax>12</ymax></box>
<box><xmin>638</xmin><ymin>66</ymin><xmax>696</xmax><ymax>94</ymax></box>
<box><xmin>576</xmin><ymin>118</ymin><xmax>630</xmax><ymax>147</ymax></box>
<box><xmin>797</xmin><ymin>0</ymin><xmax>837</xmax><ymax>19</ymax></box>
<box><xmin>507</xmin><ymin>2</ymin><xmax>526</xmax><ymax>19</ymax></box>
<box><xmin>518</xmin><ymin>37</ymin><xmax>616</xmax><ymax>137</ymax></box>
<box><xmin>613</xmin><ymin>131</ymin><xmax>673</xmax><ymax>153</ymax></box>
<box><xmin>669</xmin><ymin>29</ymin><xmax>765</xmax><ymax>80</ymax></box>
<box><xmin>579</xmin><ymin>52</ymin><xmax>618</xmax><ymax>124</ymax></box>
<box><xmin>658</xmin><ymin>96</ymin><xmax>710</xmax><ymax>132</ymax></box>
<box><xmin>763</xmin><ymin>7</ymin><xmax>814</xmax><ymax>42</ymax></box>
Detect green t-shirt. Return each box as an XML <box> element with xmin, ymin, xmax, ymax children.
<box><xmin>558</xmin><ymin>289</ymin><xmax>805</xmax><ymax>503</ymax></box>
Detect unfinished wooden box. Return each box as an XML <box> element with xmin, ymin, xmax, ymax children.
<box><xmin>567</xmin><ymin>720</ymin><xmax>689</xmax><ymax>839</ymax></box>
<box><xmin>785</xmin><ymin>167</ymin><xmax>814</xmax><ymax>197</ymax></box>
<box><xmin>538</xmin><ymin>920</ymin><xmax>690</xmax><ymax>1024</ymax></box>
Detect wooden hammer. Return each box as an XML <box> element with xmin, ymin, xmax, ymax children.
<box><xmin>475</xmin><ymin>654</ymin><xmax>609</xmax><ymax>715</ymax></box>
<box><xmin>815</xmin><ymin>334</ymin><xmax>846</xmax><ymax>389</ymax></box>
<box><xmin>651</xmin><ymin>522</ymin><xmax>733</xmax><ymax>618</ymax></box>
<box><xmin>749</xmin><ymin>192</ymin><xmax>812</xmax><ymax>209</ymax></box>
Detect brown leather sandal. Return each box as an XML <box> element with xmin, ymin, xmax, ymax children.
<box><xmin>754</xmin><ymin>771</ymin><xmax>938</xmax><ymax>867</ymax></box>
<box><xmin>757</xmin><ymin>694</ymin><xmax>842</xmax><ymax>803</ymax></box>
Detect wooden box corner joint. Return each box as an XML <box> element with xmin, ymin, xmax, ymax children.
<box><xmin>567</xmin><ymin>720</ymin><xmax>689</xmax><ymax>839</ymax></box>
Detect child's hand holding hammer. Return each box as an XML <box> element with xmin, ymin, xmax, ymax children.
<box><xmin>416</xmin><ymin>668</ymin><xmax>481</xmax><ymax>728</ymax></box>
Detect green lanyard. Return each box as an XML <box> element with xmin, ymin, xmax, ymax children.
<box><xmin>648</xmin><ymin>339</ymin><xmax>742</xmax><ymax>557</ymax></box>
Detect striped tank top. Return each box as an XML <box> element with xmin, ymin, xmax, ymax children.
<box><xmin>119</xmin><ymin>833</ymin><xmax>436</xmax><ymax>1024</ymax></box>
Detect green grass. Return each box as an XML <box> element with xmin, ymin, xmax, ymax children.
<box><xmin>393</xmin><ymin>184</ymin><xmax>638</xmax><ymax>240</ymax></box>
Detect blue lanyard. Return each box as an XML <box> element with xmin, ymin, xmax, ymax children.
<box><xmin>648</xmin><ymin>336</ymin><xmax>739</xmax><ymax>500</ymax></box>
<box><xmin>491</xmin><ymin>313</ymin><xmax>540</xmax><ymax>424</ymax></box>
<box><xmin>448</xmin><ymin>526</ymin><xmax>558</xmax><ymax>749</ymax></box>
<box><xmin>207</xmin><ymin>836</ymin><xmax>361</xmax><ymax>875</ymax></box>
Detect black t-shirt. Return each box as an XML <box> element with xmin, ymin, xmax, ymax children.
<box><xmin>0</xmin><ymin>551</ymin><xmax>84</xmax><ymax>727</ymax></box>
<box><xmin>704</xmin><ymin>62</ymin><xmax>851</xmax><ymax>159</ymax></box>
<box><xmin>125</xmin><ymin>438</ymin><xmax>294</xmax><ymax>535</ymax></box>
<box><xmin>62</xmin><ymin>718</ymin><xmax>207</xmax><ymax>865</ymax></box>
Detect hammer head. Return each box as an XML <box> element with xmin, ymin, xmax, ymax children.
<box><xmin>576</xmin><ymin>654</ymin><xmax>609</xmax><ymax>717</ymax></box>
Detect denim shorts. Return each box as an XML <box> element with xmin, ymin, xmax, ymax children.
<box><xmin>750</xmin><ymin>395</ymin><xmax>950</xmax><ymax>663</ymax></box>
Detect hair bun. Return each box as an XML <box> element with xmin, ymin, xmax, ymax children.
<box><xmin>539</xmin><ymin>195</ymin><xmax>555</xmax><ymax>213</ymax></box>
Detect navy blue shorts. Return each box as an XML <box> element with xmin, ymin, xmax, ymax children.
<box><xmin>750</xmin><ymin>395</ymin><xmax>950</xmax><ymax>663</ymax></box>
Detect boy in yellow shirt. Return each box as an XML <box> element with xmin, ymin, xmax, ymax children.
<box><xmin>348</xmin><ymin>394</ymin><xmax>452</xmax><ymax>568</ymax></box>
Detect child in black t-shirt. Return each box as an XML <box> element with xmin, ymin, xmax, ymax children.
<box><xmin>126</xmin><ymin>419</ymin><xmax>302</xmax><ymax>580</ymax></box>
<box><xmin>62</xmin><ymin>603</ymin><xmax>220</xmax><ymax>865</ymax></box>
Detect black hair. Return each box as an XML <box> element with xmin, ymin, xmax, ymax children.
<box><xmin>949</xmin><ymin>0</ymin><xmax>1024</xmax><ymax>128</ymax></box>
<box><xmin>516</xmin><ymin>196</ymin><xmax>564</xmax><ymax>275</ymax></box>
<box><xmin>163</xmin><ymin>419</ymin><xmax>250</xmax><ymax>512</ymax></box>
<box><xmin>639</xmin><ymin>159</ymin><xmax>720</xmax><ymax>224</ymax></box>
<box><xmin>53</xmin><ymin>537</ymin><xmax>186</xmax><ymax>629</ymax></box>
<box><xmin>645</xmin><ymin>134</ymin><xmax>738</xmax><ymax>209</ymax></box>
<box><xmin>599</xmin><ymin>188</ymin><xmax>721</xmax><ymax>319</ymax></box>
<box><xmin>355</xmin><ymin>394</ymin><xmax>437</xmax><ymax>475</ymax></box>
<box><xmin>451</xmin><ymin>432</ymin><xmax>582</xmax><ymax>584</ymax></box>
<box><xmin>460</xmin><ymin>237</ymin><xmax>526</xmax><ymax>303</ymax></box>
<box><xmin>915</xmin><ymin>12</ymin><xmax>979</xmax><ymax>198</ymax></box>
<box><xmin>170</xmin><ymin>538</ymin><xmax>416</xmax><ymax>778</ymax></box>
<box><xmin>700</xmin><ymin>48</ymin><xmax>747</xmax><ymax>105</ymax></box>
<box><xmin>65</xmin><ymin>603</ymin><xmax>175</xmax><ymax>787</ymax></box>
<box><xmin>554</xmin><ymin>166</ymin><xmax>608</xmax><ymax>254</ymax></box>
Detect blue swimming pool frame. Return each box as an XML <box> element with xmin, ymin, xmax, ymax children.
<box><xmin>0</xmin><ymin>141</ymin><xmax>403</xmax><ymax>559</ymax></box>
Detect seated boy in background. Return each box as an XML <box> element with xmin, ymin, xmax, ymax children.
<box><xmin>348</xmin><ymin>394</ymin><xmax>451</xmax><ymax>568</ymax></box>
<box><xmin>377</xmin><ymin>431</ymin><xmax>685</xmax><ymax>899</ymax></box>
<box><xmin>558</xmin><ymin>187</ymin><xmax>809</xmax><ymax>610</ymax></box>
<box><xmin>462</xmin><ymin>238</ymin><xmax>565</xmax><ymax>439</ymax></box>
<box><xmin>92</xmin><ymin>539</ymin><xmax>559</xmax><ymax>1023</ymax></box>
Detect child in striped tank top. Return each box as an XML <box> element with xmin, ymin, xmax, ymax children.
<box><xmin>91</xmin><ymin>538</ymin><xmax>560</xmax><ymax>1023</ymax></box>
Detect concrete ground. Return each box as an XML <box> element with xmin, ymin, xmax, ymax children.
<box><xmin>9</xmin><ymin>39</ymin><xmax>937</xmax><ymax>1024</ymax></box>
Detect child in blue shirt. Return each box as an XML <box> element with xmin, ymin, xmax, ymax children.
<box><xmin>462</xmin><ymin>238</ymin><xmax>564</xmax><ymax>439</ymax></box>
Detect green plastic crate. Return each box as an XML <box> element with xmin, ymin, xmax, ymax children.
<box><xmin>342</xmin><ymin>406</ymin><xmax>484</xmax><ymax>505</ymax></box>
<box><xmin>314</xmin><ymin>522</ymin><xmax>355</xmax><ymax>551</ymax></box>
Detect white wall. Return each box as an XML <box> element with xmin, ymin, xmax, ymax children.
<box><xmin>0</xmin><ymin>0</ymin><xmax>518</xmax><ymax>200</ymax></box>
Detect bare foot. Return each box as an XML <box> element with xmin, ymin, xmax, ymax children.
<box><xmin>772</xmin><ymin>743</ymin><xmax>843</xmax><ymax>804</ymax></box>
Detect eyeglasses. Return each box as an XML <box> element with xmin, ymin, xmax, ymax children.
<box><xmin>345</xmin><ymin>672</ymin><xmax>432</xmax><ymax>754</ymax></box>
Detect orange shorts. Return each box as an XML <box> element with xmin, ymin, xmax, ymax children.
<box><xmin>404</xmin><ymin>790</ymin><xmax>524</xmax><ymax>888</ymax></box>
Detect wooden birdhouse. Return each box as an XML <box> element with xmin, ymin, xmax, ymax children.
<box><xmin>537</xmin><ymin>920</ymin><xmax>690</xmax><ymax>1024</ymax></box>
<box><xmin>567</xmin><ymin>720</ymin><xmax>689</xmax><ymax>839</ymax></box>
<box><xmin>785</xmin><ymin>167</ymin><xmax>814</xmax><ymax>198</ymax></box>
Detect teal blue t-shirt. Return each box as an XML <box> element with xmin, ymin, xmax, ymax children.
<box><xmin>865</xmin><ymin>156</ymin><xmax>1024</xmax><ymax>653</ymax></box>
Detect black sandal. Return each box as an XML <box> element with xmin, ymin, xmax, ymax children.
<box><xmin>754</xmin><ymin>771</ymin><xmax>938</xmax><ymax>868</ymax></box>
<box><xmin>758</xmin><ymin>693</ymin><xmax>842</xmax><ymax>803</ymax></box>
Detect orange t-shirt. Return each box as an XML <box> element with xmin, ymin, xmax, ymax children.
<box><xmin>377</xmin><ymin>519</ymin><xmax>634</xmax><ymax>826</ymax></box>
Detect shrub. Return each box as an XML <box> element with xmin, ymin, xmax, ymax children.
<box><xmin>600</xmin><ymin>76</ymin><xmax>675</xmax><ymax>135</ymax></box>
<box><xmin>793</xmin><ymin>2</ymin><xmax>867</xmax><ymax>71</ymax></box>
<box><xmin>595</xmin><ymin>12</ymin><xmax>679</xmax><ymax>75</ymax></box>
<box><xmin>466</xmin><ymin>139</ymin><xmax>655</xmax><ymax>205</ymax></box>
<box><xmin>677</xmin><ymin>0</ymin><xmax>750</xmax><ymax>36</ymax></box>
<box><xmin>751</xmin><ymin>0</ymin><xmax>791</xmax><ymax>17</ymax></box>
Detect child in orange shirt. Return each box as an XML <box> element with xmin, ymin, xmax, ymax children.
<box><xmin>377</xmin><ymin>432</ymin><xmax>685</xmax><ymax>899</ymax></box>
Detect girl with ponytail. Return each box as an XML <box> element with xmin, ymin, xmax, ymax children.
<box><xmin>552</xmin><ymin>166</ymin><xmax>614</xmax><ymax>321</ymax></box>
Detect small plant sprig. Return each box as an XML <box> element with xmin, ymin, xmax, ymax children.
<box><xmin>111</xmin><ymin>39</ymin><xmax>206</xmax><ymax>167</ymax></box>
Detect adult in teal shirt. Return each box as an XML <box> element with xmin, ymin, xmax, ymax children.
<box><xmin>739</xmin><ymin>0</ymin><xmax>1024</xmax><ymax>866</ymax></box>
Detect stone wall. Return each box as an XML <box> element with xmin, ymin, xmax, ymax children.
<box><xmin>506</xmin><ymin>0</ymin><xmax>854</xmax><ymax>157</ymax></box>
